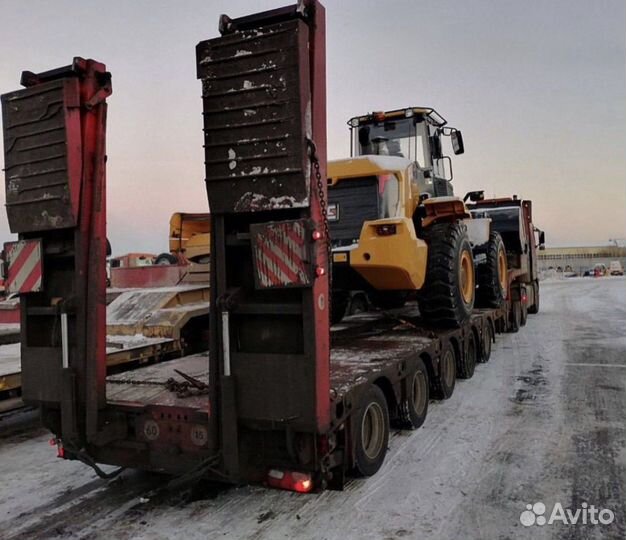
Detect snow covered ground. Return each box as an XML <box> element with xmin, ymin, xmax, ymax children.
<box><xmin>1</xmin><ymin>277</ymin><xmax>624</xmax><ymax>539</ymax></box>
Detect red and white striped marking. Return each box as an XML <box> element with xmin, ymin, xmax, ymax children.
<box><xmin>4</xmin><ymin>239</ymin><xmax>43</xmax><ymax>294</ymax></box>
<box><xmin>251</xmin><ymin>220</ymin><xmax>311</xmax><ymax>288</ymax></box>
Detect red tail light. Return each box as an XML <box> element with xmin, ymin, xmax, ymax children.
<box><xmin>267</xmin><ymin>469</ymin><xmax>314</xmax><ymax>493</ymax></box>
<box><xmin>375</xmin><ymin>224</ymin><xmax>397</xmax><ymax>236</ymax></box>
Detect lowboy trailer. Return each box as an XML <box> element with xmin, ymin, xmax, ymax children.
<box><xmin>1</xmin><ymin>1</ymin><xmax>529</xmax><ymax>491</ymax></box>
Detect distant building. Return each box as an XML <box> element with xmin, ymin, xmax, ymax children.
<box><xmin>538</xmin><ymin>245</ymin><xmax>626</xmax><ymax>274</ymax></box>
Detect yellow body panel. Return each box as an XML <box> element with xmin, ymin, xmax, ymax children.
<box><xmin>328</xmin><ymin>156</ymin><xmax>470</xmax><ymax>292</ymax></box>
<box><xmin>169</xmin><ymin>212</ymin><xmax>211</xmax><ymax>261</ymax></box>
<box><xmin>349</xmin><ymin>218</ymin><xmax>428</xmax><ymax>290</ymax></box>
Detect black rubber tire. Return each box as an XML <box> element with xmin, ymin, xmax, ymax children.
<box><xmin>397</xmin><ymin>358</ymin><xmax>430</xmax><ymax>430</ymax></box>
<box><xmin>475</xmin><ymin>231</ymin><xmax>507</xmax><ymax>308</ymax></box>
<box><xmin>480</xmin><ymin>322</ymin><xmax>493</xmax><ymax>363</ymax></box>
<box><xmin>370</xmin><ymin>291</ymin><xmax>408</xmax><ymax>310</ymax></box>
<box><xmin>331</xmin><ymin>293</ymin><xmax>349</xmax><ymax>325</ymax></box>
<box><xmin>509</xmin><ymin>300</ymin><xmax>521</xmax><ymax>333</ymax></box>
<box><xmin>458</xmin><ymin>333</ymin><xmax>477</xmax><ymax>379</ymax></box>
<box><xmin>155</xmin><ymin>252</ymin><xmax>178</xmax><ymax>265</ymax></box>
<box><xmin>354</xmin><ymin>385</ymin><xmax>390</xmax><ymax>477</ymax></box>
<box><xmin>348</xmin><ymin>293</ymin><xmax>369</xmax><ymax>315</ymax></box>
<box><xmin>417</xmin><ymin>221</ymin><xmax>475</xmax><ymax>328</ymax></box>
<box><xmin>520</xmin><ymin>298</ymin><xmax>528</xmax><ymax>327</ymax></box>
<box><xmin>528</xmin><ymin>280</ymin><xmax>540</xmax><ymax>314</ymax></box>
<box><xmin>433</xmin><ymin>340</ymin><xmax>456</xmax><ymax>399</ymax></box>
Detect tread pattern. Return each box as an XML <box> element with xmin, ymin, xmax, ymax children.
<box><xmin>475</xmin><ymin>231</ymin><xmax>506</xmax><ymax>308</ymax></box>
<box><xmin>417</xmin><ymin>221</ymin><xmax>474</xmax><ymax>328</ymax></box>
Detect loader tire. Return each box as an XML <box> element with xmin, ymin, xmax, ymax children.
<box><xmin>417</xmin><ymin>221</ymin><xmax>475</xmax><ymax>328</ymax></box>
<box><xmin>528</xmin><ymin>280</ymin><xmax>540</xmax><ymax>314</ymax></box>
<box><xmin>475</xmin><ymin>232</ymin><xmax>507</xmax><ymax>308</ymax></box>
<box><xmin>331</xmin><ymin>293</ymin><xmax>349</xmax><ymax>325</ymax></box>
<box><xmin>354</xmin><ymin>385</ymin><xmax>389</xmax><ymax>477</ymax></box>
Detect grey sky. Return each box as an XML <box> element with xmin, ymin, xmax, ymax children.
<box><xmin>1</xmin><ymin>0</ymin><xmax>624</xmax><ymax>254</ymax></box>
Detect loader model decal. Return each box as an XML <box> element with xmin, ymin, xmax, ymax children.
<box><xmin>250</xmin><ymin>219</ymin><xmax>312</xmax><ymax>288</ymax></box>
<box><xmin>4</xmin><ymin>239</ymin><xmax>43</xmax><ymax>294</ymax></box>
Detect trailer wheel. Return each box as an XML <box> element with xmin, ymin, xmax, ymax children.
<box><xmin>509</xmin><ymin>300</ymin><xmax>521</xmax><ymax>333</ymax></box>
<box><xmin>520</xmin><ymin>300</ymin><xmax>528</xmax><ymax>327</ymax></box>
<box><xmin>417</xmin><ymin>221</ymin><xmax>475</xmax><ymax>328</ymax></box>
<box><xmin>155</xmin><ymin>252</ymin><xmax>178</xmax><ymax>265</ymax></box>
<box><xmin>458</xmin><ymin>333</ymin><xmax>477</xmax><ymax>379</ymax></box>
<box><xmin>398</xmin><ymin>358</ymin><xmax>429</xmax><ymax>429</ymax></box>
<box><xmin>480</xmin><ymin>323</ymin><xmax>493</xmax><ymax>363</ymax></box>
<box><xmin>528</xmin><ymin>280</ymin><xmax>540</xmax><ymax>314</ymax></box>
<box><xmin>475</xmin><ymin>232</ymin><xmax>507</xmax><ymax>308</ymax></box>
<box><xmin>354</xmin><ymin>385</ymin><xmax>389</xmax><ymax>476</ymax></box>
<box><xmin>433</xmin><ymin>340</ymin><xmax>456</xmax><ymax>399</ymax></box>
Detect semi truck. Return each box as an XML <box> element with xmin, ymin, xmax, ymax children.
<box><xmin>1</xmin><ymin>1</ymin><xmax>539</xmax><ymax>491</ymax></box>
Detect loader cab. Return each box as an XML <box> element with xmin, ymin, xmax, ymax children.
<box><xmin>348</xmin><ymin>107</ymin><xmax>464</xmax><ymax>198</ymax></box>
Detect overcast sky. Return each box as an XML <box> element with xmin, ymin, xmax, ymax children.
<box><xmin>1</xmin><ymin>0</ymin><xmax>624</xmax><ymax>254</ymax></box>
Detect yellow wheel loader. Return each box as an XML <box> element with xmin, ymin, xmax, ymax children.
<box><xmin>155</xmin><ymin>212</ymin><xmax>211</xmax><ymax>265</ymax></box>
<box><xmin>328</xmin><ymin>107</ymin><xmax>491</xmax><ymax>327</ymax></box>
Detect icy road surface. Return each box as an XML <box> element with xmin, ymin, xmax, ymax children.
<box><xmin>1</xmin><ymin>277</ymin><xmax>624</xmax><ymax>539</ymax></box>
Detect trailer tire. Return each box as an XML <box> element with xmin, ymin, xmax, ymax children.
<box><xmin>480</xmin><ymin>323</ymin><xmax>493</xmax><ymax>363</ymax></box>
<box><xmin>354</xmin><ymin>385</ymin><xmax>389</xmax><ymax>477</ymax></box>
<box><xmin>458</xmin><ymin>333</ymin><xmax>477</xmax><ymax>379</ymax></box>
<box><xmin>398</xmin><ymin>358</ymin><xmax>429</xmax><ymax>429</ymax></box>
<box><xmin>528</xmin><ymin>280</ymin><xmax>540</xmax><ymax>314</ymax></box>
<box><xmin>417</xmin><ymin>221</ymin><xmax>475</xmax><ymax>328</ymax></box>
<box><xmin>509</xmin><ymin>300</ymin><xmax>521</xmax><ymax>333</ymax></box>
<box><xmin>475</xmin><ymin>231</ymin><xmax>507</xmax><ymax>308</ymax></box>
<box><xmin>155</xmin><ymin>252</ymin><xmax>178</xmax><ymax>265</ymax></box>
<box><xmin>520</xmin><ymin>300</ymin><xmax>528</xmax><ymax>327</ymax></box>
<box><xmin>331</xmin><ymin>293</ymin><xmax>349</xmax><ymax>325</ymax></box>
<box><xmin>371</xmin><ymin>291</ymin><xmax>408</xmax><ymax>310</ymax></box>
<box><xmin>433</xmin><ymin>340</ymin><xmax>456</xmax><ymax>399</ymax></box>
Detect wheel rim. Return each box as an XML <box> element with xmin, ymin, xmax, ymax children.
<box><xmin>361</xmin><ymin>402</ymin><xmax>385</xmax><ymax>460</ymax></box>
<box><xmin>497</xmin><ymin>247</ymin><xmax>508</xmax><ymax>292</ymax></box>
<box><xmin>412</xmin><ymin>371</ymin><xmax>427</xmax><ymax>414</ymax></box>
<box><xmin>442</xmin><ymin>350</ymin><xmax>455</xmax><ymax>387</ymax></box>
<box><xmin>459</xmin><ymin>249</ymin><xmax>474</xmax><ymax>305</ymax></box>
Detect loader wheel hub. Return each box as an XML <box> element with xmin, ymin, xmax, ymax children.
<box><xmin>459</xmin><ymin>250</ymin><xmax>474</xmax><ymax>304</ymax></box>
<box><xmin>498</xmin><ymin>248</ymin><xmax>507</xmax><ymax>291</ymax></box>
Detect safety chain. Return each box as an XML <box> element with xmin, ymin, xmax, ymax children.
<box><xmin>306</xmin><ymin>138</ymin><xmax>332</xmax><ymax>265</ymax></box>
<box><xmin>109</xmin><ymin>376</ymin><xmax>209</xmax><ymax>398</ymax></box>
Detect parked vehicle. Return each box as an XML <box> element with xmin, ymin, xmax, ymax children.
<box><xmin>609</xmin><ymin>260</ymin><xmax>624</xmax><ymax>276</ymax></box>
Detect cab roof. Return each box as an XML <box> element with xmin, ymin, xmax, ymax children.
<box><xmin>328</xmin><ymin>155</ymin><xmax>412</xmax><ymax>182</ymax></box>
<box><xmin>347</xmin><ymin>107</ymin><xmax>447</xmax><ymax>128</ymax></box>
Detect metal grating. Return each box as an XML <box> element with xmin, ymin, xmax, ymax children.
<box><xmin>196</xmin><ymin>19</ymin><xmax>311</xmax><ymax>214</ymax></box>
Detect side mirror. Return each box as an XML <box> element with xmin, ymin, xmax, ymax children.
<box><xmin>451</xmin><ymin>130</ymin><xmax>464</xmax><ymax>155</ymax></box>
<box><xmin>538</xmin><ymin>231</ymin><xmax>546</xmax><ymax>246</ymax></box>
